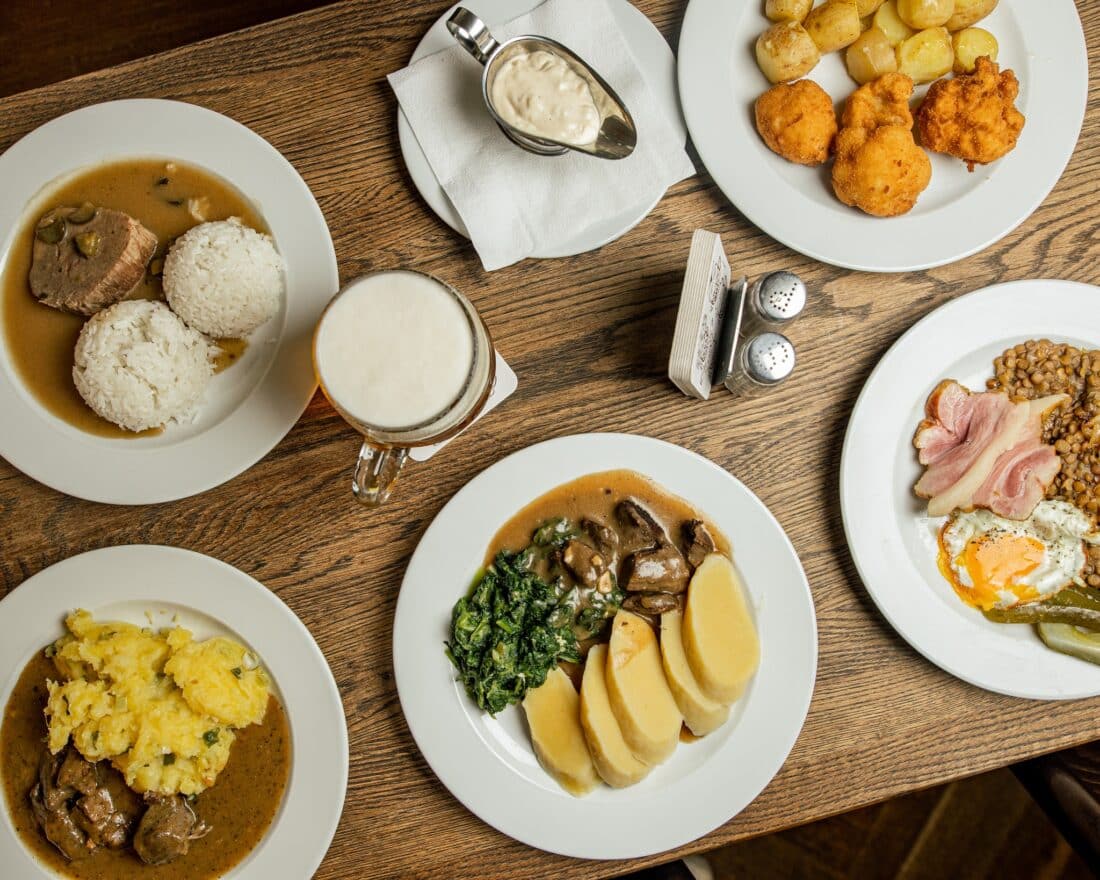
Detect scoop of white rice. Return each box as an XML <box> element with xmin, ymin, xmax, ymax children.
<box><xmin>164</xmin><ymin>218</ymin><xmax>284</xmax><ymax>338</ymax></box>
<box><xmin>73</xmin><ymin>300</ymin><xmax>215</xmax><ymax>432</ymax></box>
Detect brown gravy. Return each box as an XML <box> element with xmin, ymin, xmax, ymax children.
<box><xmin>0</xmin><ymin>158</ymin><xmax>266</xmax><ymax>439</ymax></box>
<box><xmin>485</xmin><ymin>469</ymin><xmax>730</xmax><ymax>566</ymax></box>
<box><xmin>1</xmin><ymin>649</ymin><xmax>291</xmax><ymax>879</ymax></box>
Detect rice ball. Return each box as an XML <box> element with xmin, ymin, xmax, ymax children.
<box><xmin>163</xmin><ymin>218</ymin><xmax>284</xmax><ymax>338</ymax></box>
<box><xmin>73</xmin><ymin>300</ymin><xmax>214</xmax><ymax>432</ymax></box>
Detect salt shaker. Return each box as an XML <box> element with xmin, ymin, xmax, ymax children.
<box><xmin>741</xmin><ymin>271</ymin><xmax>806</xmax><ymax>336</ymax></box>
<box><xmin>722</xmin><ymin>331</ymin><xmax>796</xmax><ymax>397</ymax></box>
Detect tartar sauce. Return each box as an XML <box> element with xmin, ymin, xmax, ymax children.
<box><xmin>490</xmin><ymin>48</ymin><xmax>601</xmax><ymax>147</ymax></box>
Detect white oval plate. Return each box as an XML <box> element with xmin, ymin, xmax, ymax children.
<box><xmin>677</xmin><ymin>0</ymin><xmax>1087</xmax><ymax>272</ymax></box>
<box><xmin>0</xmin><ymin>545</ymin><xmax>348</xmax><ymax>878</ymax></box>
<box><xmin>0</xmin><ymin>100</ymin><xmax>339</xmax><ymax>504</ymax></box>
<box><xmin>841</xmin><ymin>279</ymin><xmax>1100</xmax><ymax>699</ymax></box>
<box><xmin>394</xmin><ymin>433</ymin><xmax>816</xmax><ymax>859</ymax></box>
<box><xmin>397</xmin><ymin>0</ymin><xmax>687</xmax><ymax>258</ymax></box>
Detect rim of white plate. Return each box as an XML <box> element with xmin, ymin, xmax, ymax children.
<box><xmin>0</xmin><ymin>544</ymin><xmax>348</xmax><ymax>879</ymax></box>
<box><xmin>677</xmin><ymin>0</ymin><xmax>1087</xmax><ymax>272</ymax></box>
<box><xmin>393</xmin><ymin>432</ymin><xmax>817</xmax><ymax>859</ymax></box>
<box><xmin>0</xmin><ymin>99</ymin><xmax>338</xmax><ymax>504</ymax></box>
<box><xmin>841</xmin><ymin>279</ymin><xmax>1100</xmax><ymax>699</ymax></box>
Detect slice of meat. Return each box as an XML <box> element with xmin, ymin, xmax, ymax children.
<box><xmin>971</xmin><ymin>404</ymin><xmax>1065</xmax><ymax>520</ymax></box>
<box><xmin>29</xmin><ymin>750</ymin><xmax>89</xmax><ymax>861</ymax></box>
<box><xmin>682</xmin><ymin>520</ymin><xmax>717</xmax><ymax>569</ymax></box>
<box><xmin>581</xmin><ymin>517</ymin><xmax>619</xmax><ymax>562</ymax></box>
<box><xmin>913</xmin><ymin>379</ymin><xmax>1067</xmax><ymax>518</ymax></box>
<box><xmin>73</xmin><ymin>787</ymin><xmax>132</xmax><ymax>850</ymax></box>
<box><xmin>561</xmin><ymin>540</ymin><xmax>608</xmax><ymax>590</ymax></box>
<box><xmin>29</xmin><ymin>205</ymin><xmax>156</xmax><ymax>316</ymax></box>
<box><xmin>622</xmin><ymin>544</ymin><xmax>690</xmax><ymax>594</ymax></box>
<box><xmin>133</xmin><ymin>795</ymin><xmax>211</xmax><ymax>866</ymax></box>
<box><xmin>622</xmin><ymin>592</ymin><xmax>682</xmax><ymax>614</ymax></box>
<box><xmin>57</xmin><ymin>747</ymin><xmax>99</xmax><ymax>796</ymax></box>
<box><xmin>616</xmin><ymin>500</ymin><xmax>667</xmax><ymax>549</ymax></box>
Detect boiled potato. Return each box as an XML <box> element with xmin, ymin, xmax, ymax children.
<box><xmin>523</xmin><ymin>667</ymin><xmax>599</xmax><ymax>796</ymax></box>
<box><xmin>804</xmin><ymin>0</ymin><xmax>862</xmax><ymax>53</ymax></box>
<box><xmin>857</xmin><ymin>0</ymin><xmax>886</xmax><ymax>14</ymax></box>
<box><xmin>755</xmin><ymin>21</ymin><xmax>821</xmax><ymax>83</ymax></box>
<box><xmin>952</xmin><ymin>26</ymin><xmax>998</xmax><ymax>72</ymax></box>
<box><xmin>580</xmin><ymin>644</ymin><xmax>651</xmax><ymax>788</ymax></box>
<box><xmin>660</xmin><ymin>610</ymin><xmax>730</xmax><ymax>737</ymax></box>
<box><xmin>605</xmin><ymin>611</ymin><xmax>682</xmax><ymax>765</ymax></box>
<box><xmin>765</xmin><ymin>0</ymin><xmax>813</xmax><ymax>23</ymax></box>
<box><xmin>896</xmin><ymin>0</ymin><xmax>954</xmax><ymax>29</ymax></box>
<box><xmin>873</xmin><ymin>1</ymin><xmax>915</xmax><ymax>46</ymax></box>
<box><xmin>846</xmin><ymin>27</ymin><xmax>899</xmax><ymax>83</ymax></box>
<box><xmin>946</xmin><ymin>0</ymin><xmax>996</xmax><ymax>31</ymax></box>
<box><xmin>683</xmin><ymin>555</ymin><xmax>760</xmax><ymax>704</ymax></box>
<box><xmin>895</xmin><ymin>26</ymin><xmax>953</xmax><ymax>83</ymax></box>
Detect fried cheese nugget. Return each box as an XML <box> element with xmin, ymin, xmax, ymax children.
<box><xmin>916</xmin><ymin>56</ymin><xmax>1025</xmax><ymax>171</ymax></box>
<box><xmin>755</xmin><ymin>79</ymin><xmax>838</xmax><ymax>166</ymax></box>
<box><xmin>832</xmin><ymin>73</ymin><xmax>931</xmax><ymax>216</ymax></box>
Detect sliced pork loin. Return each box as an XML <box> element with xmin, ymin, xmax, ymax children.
<box><xmin>29</xmin><ymin>205</ymin><xmax>157</xmax><ymax>316</ymax></box>
<box><xmin>913</xmin><ymin>380</ymin><xmax>1067</xmax><ymax>520</ymax></box>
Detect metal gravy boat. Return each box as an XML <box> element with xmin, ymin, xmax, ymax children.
<box><xmin>447</xmin><ymin>7</ymin><xmax>637</xmax><ymax>160</ymax></box>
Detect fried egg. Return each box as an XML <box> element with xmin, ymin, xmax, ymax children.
<box><xmin>938</xmin><ymin>500</ymin><xmax>1099</xmax><ymax>611</ymax></box>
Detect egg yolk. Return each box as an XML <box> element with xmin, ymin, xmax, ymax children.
<box><xmin>938</xmin><ymin>530</ymin><xmax>1046</xmax><ymax>610</ymax></box>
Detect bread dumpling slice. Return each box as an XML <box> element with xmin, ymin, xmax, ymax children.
<box><xmin>660</xmin><ymin>609</ymin><xmax>730</xmax><ymax>736</ymax></box>
<box><xmin>580</xmin><ymin>644</ymin><xmax>651</xmax><ymax>788</ymax></box>
<box><xmin>605</xmin><ymin>611</ymin><xmax>682</xmax><ymax>765</ymax></box>
<box><xmin>523</xmin><ymin>666</ymin><xmax>598</xmax><ymax>796</ymax></box>
<box><xmin>683</xmin><ymin>554</ymin><xmax>760</xmax><ymax>704</ymax></box>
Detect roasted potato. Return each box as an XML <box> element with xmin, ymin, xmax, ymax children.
<box><xmin>846</xmin><ymin>27</ymin><xmax>899</xmax><ymax>84</ymax></box>
<box><xmin>873</xmin><ymin>1</ymin><xmax>915</xmax><ymax>46</ymax></box>
<box><xmin>896</xmin><ymin>0</ymin><xmax>954</xmax><ymax>29</ymax></box>
<box><xmin>755</xmin><ymin>20</ymin><xmax>821</xmax><ymax>83</ymax></box>
<box><xmin>804</xmin><ymin>0</ymin><xmax>862</xmax><ymax>53</ymax></box>
<box><xmin>765</xmin><ymin>0</ymin><xmax>813</xmax><ymax>23</ymax></box>
<box><xmin>896</xmin><ymin>26</ymin><xmax>954</xmax><ymax>83</ymax></box>
<box><xmin>952</xmin><ymin>27</ymin><xmax>998</xmax><ymax>72</ymax></box>
<box><xmin>946</xmin><ymin>0</ymin><xmax>997</xmax><ymax>31</ymax></box>
<box><xmin>857</xmin><ymin>0</ymin><xmax>886</xmax><ymax>15</ymax></box>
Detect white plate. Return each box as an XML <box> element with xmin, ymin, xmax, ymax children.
<box><xmin>0</xmin><ymin>99</ymin><xmax>339</xmax><ymax>504</ymax></box>
<box><xmin>841</xmin><ymin>279</ymin><xmax>1100</xmax><ymax>699</ymax></box>
<box><xmin>397</xmin><ymin>0</ymin><xmax>687</xmax><ymax>258</ymax></box>
<box><xmin>0</xmin><ymin>545</ymin><xmax>348</xmax><ymax>878</ymax></box>
<box><xmin>677</xmin><ymin>0</ymin><xmax>1088</xmax><ymax>272</ymax></box>
<box><xmin>393</xmin><ymin>433</ymin><xmax>816</xmax><ymax>859</ymax></box>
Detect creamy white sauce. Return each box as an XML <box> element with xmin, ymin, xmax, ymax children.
<box><xmin>314</xmin><ymin>272</ymin><xmax>474</xmax><ymax>430</ymax></box>
<box><xmin>490</xmin><ymin>48</ymin><xmax>601</xmax><ymax>146</ymax></box>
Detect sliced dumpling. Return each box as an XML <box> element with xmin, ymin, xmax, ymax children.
<box><xmin>682</xmin><ymin>554</ymin><xmax>760</xmax><ymax>704</ymax></box>
<box><xmin>523</xmin><ymin>667</ymin><xmax>598</xmax><ymax>796</ymax></box>
<box><xmin>580</xmin><ymin>644</ymin><xmax>650</xmax><ymax>787</ymax></box>
<box><xmin>605</xmin><ymin>611</ymin><xmax>682</xmax><ymax>765</ymax></box>
<box><xmin>660</xmin><ymin>609</ymin><xmax>730</xmax><ymax>736</ymax></box>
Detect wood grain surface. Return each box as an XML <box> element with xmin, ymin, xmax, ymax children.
<box><xmin>0</xmin><ymin>2</ymin><xmax>1098</xmax><ymax>878</ymax></box>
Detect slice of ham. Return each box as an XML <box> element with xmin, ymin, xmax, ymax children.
<box><xmin>913</xmin><ymin>380</ymin><xmax>1067</xmax><ymax>520</ymax></box>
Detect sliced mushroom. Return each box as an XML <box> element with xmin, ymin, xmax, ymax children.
<box><xmin>561</xmin><ymin>540</ymin><xmax>607</xmax><ymax>590</ymax></box>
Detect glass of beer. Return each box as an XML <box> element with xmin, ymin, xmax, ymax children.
<box><xmin>313</xmin><ymin>270</ymin><xmax>495</xmax><ymax>506</ymax></box>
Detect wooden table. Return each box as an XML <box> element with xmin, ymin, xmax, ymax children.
<box><xmin>0</xmin><ymin>2</ymin><xmax>1097</xmax><ymax>878</ymax></box>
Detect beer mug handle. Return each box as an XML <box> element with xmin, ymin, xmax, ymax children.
<box><xmin>352</xmin><ymin>443</ymin><xmax>409</xmax><ymax>506</ymax></box>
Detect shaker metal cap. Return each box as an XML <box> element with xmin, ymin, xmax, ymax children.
<box><xmin>751</xmin><ymin>271</ymin><xmax>806</xmax><ymax>323</ymax></box>
<box><xmin>744</xmin><ymin>332</ymin><xmax>796</xmax><ymax>384</ymax></box>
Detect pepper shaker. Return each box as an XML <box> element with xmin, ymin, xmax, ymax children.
<box><xmin>723</xmin><ymin>331</ymin><xmax>796</xmax><ymax>397</ymax></box>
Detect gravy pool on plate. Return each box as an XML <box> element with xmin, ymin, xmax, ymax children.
<box><xmin>0</xmin><ymin>158</ymin><xmax>266</xmax><ymax>439</ymax></box>
<box><xmin>0</xmin><ymin>618</ymin><xmax>290</xmax><ymax>879</ymax></box>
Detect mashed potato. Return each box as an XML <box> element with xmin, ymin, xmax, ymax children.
<box><xmin>44</xmin><ymin>610</ymin><xmax>268</xmax><ymax>796</ymax></box>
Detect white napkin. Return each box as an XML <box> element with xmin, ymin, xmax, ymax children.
<box><xmin>388</xmin><ymin>0</ymin><xmax>695</xmax><ymax>271</ymax></box>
